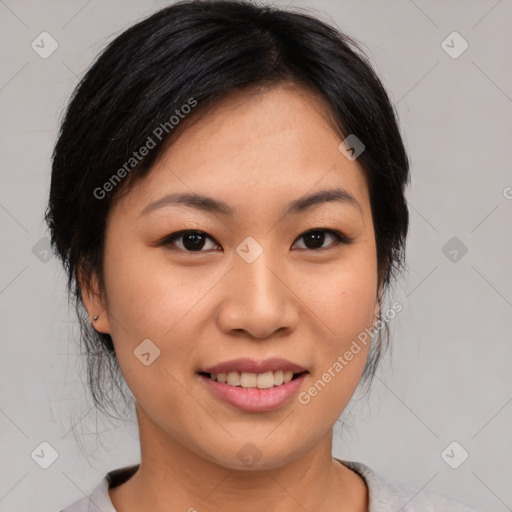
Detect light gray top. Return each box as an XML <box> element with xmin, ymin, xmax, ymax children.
<box><xmin>59</xmin><ymin>459</ymin><xmax>479</xmax><ymax>511</ymax></box>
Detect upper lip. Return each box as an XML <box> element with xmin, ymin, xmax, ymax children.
<box><xmin>200</xmin><ymin>358</ymin><xmax>308</xmax><ymax>375</ymax></box>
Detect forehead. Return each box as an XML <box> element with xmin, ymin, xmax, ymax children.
<box><xmin>112</xmin><ymin>84</ymin><xmax>371</xmax><ymax>221</ymax></box>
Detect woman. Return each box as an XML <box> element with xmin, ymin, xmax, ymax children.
<box><xmin>46</xmin><ymin>1</ymin><xmax>477</xmax><ymax>510</ymax></box>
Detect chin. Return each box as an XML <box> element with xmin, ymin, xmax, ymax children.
<box><xmin>195</xmin><ymin>434</ymin><xmax>314</xmax><ymax>472</ymax></box>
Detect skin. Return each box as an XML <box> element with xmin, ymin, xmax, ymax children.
<box><xmin>81</xmin><ymin>83</ymin><xmax>382</xmax><ymax>512</ymax></box>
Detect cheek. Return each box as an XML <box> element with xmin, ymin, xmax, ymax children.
<box><xmin>329</xmin><ymin>280</ymin><xmax>376</xmax><ymax>341</ymax></box>
<box><xmin>103</xmin><ymin>241</ymin><xmax>200</xmax><ymax>338</ymax></box>
<box><xmin>296</xmin><ymin>273</ymin><xmax>374</xmax><ymax>423</ymax></box>
<box><xmin>297</xmin><ymin>257</ymin><xmax>377</xmax><ymax>344</ymax></box>
<box><xmin>101</xmin><ymin>247</ymin><xmax>206</xmax><ymax>412</ymax></box>
<box><xmin>294</xmin><ymin>252</ymin><xmax>376</xmax><ymax>406</ymax></box>
<box><xmin>101</xmin><ymin>242</ymin><xmax>223</xmax><ymax>395</ymax></box>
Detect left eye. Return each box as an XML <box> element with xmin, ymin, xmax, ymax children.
<box><xmin>161</xmin><ymin>229</ymin><xmax>352</xmax><ymax>252</ymax></box>
<box><xmin>293</xmin><ymin>229</ymin><xmax>352</xmax><ymax>250</ymax></box>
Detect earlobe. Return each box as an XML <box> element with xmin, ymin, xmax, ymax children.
<box><xmin>90</xmin><ymin>311</ymin><xmax>111</xmax><ymax>334</ymax></box>
<box><xmin>78</xmin><ymin>267</ymin><xmax>111</xmax><ymax>334</ymax></box>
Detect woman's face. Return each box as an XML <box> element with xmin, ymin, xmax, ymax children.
<box><xmin>84</xmin><ymin>84</ymin><xmax>380</xmax><ymax>470</ymax></box>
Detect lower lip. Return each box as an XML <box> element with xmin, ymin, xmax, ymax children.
<box><xmin>198</xmin><ymin>373</ymin><xmax>307</xmax><ymax>412</ymax></box>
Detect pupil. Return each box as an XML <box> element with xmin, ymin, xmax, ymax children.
<box><xmin>184</xmin><ymin>232</ymin><xmax>204</xmax><ymax>251</ymax></box>
<box><xmin>305</xmin><ymin>230</ymin><xmax>324</xmax><ymax>249</ymax></box>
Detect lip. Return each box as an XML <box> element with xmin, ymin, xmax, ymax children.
<box><xmin>200</xmin><ymin>357</ymin><xmax>307</xmax><ymax>374</ymax></box>
<box><xmin>198</xmin><ymin>372</ymin><xmax>308</xmax><ymax>412</ymax></box>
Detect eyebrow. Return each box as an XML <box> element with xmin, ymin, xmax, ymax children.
<box><xmin>139</xmin><ymin>187</ymin><xmax>362</xmax><ymax>218</ymax></box>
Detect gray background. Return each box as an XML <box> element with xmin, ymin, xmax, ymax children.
<box><xmin>1</xmin><ymin>0</ymin><xmax>511</xmax><ymax>511</ymax></box>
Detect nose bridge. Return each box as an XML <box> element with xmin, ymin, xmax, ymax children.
<box><xmin>234</xmin><ymin>242</ymin><xmax>285</xmax><ymax>311</ymax></box>
<box><xmin>217</xmin><ymin>238</ymin><xmax>298</xmax><ymax>338</ymax></box>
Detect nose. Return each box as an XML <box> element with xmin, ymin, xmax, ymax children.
<box><xmin>215</xmin><ymin>248</ymin><xmax>300</xmax><ymax>340</ymax></box>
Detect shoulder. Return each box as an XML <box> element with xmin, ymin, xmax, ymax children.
<box><xmin>59</xmin><ymin>477</ymin><xmax>113</xmax><ymax>512</ymax></box>
<box><xmin>340</xmin><ymin>459</ymin><xmax>480</xmax><ymax>512</ymax></box>
<box><xmin>59</xmin><ymin>476</ymin><xmax>115</xmax><ymax>512</ymax></box>
<box><xmin>59</xmin><ymin>464</ymin><xmax>139</xmax><ymax>512</ymax></box>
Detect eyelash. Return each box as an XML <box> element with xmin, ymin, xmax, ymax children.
<box><xmin>160</xmin><ymin>228</ymin><xmax>354</xmax><ymax>253</ymax></box>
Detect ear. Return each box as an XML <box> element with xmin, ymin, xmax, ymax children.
<box><xmin>78</xmin><ymin>266</ymin><xmax>112</xmax><ymax>334</ymax></box>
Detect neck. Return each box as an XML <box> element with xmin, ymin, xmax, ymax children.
<box><xmin>109</xmin><ymin>408</ymin><xmax>368</xmax><ymax>512</ymax></box>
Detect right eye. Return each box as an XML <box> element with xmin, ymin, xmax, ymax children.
<box><xmin>160</xmin><ymin>230</ymin><xmax>221</xmax><ymax>252</ymax></box>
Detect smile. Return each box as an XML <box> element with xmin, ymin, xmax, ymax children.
<box><xmin>197</xmin><ymin>371</ymin><xmax>308</xmax><ymax>412</ymax></box>
<box><xmin>199</xmin><ymin>370</ymin><xmax>308</xmax><ymax>389</ymax></box>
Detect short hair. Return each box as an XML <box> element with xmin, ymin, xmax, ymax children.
<box><xmin>45</xmin><ymin>0</ymin><xmax>410</xmax><ymax>416</ymax></box>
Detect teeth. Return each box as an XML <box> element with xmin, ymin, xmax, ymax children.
<box><xmin>227</xmin><ymin>371</ymin><xmax>240</xmax><ymax>386</ymax></box>
<box><xmin>256</xmin><ymin>371</ymin><xmax>274</xmax><ymax>389</ymax></box>
<box><xmin>240</xmin><ymin>372</ymin><xmax>257</xmax><ymax>388</ymax></box>
<box><xmin>273</xmin><ymin>370</ymin><xmax>284</xmax><ymax>386</ymax></box>
<box><xmin>208</xmin><ymin>370</ymin><xmax>301</xmax><ymax>388</ymax></box>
